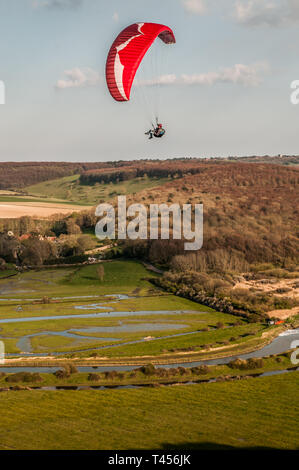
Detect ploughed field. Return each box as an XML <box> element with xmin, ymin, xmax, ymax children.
<box><xmin>0</xmin><ymin>201</ymin><xmax>92</xmax><ymax>218</ymax></box>
<box><xmin>0</xmin><ymin>261</ymin><xmax>267</xmax><ymax>358</ymax></box>
<box><xmin>0</xmin><ymin>175</ymin><xmax>168</xmax><ymax>217</ymax></box>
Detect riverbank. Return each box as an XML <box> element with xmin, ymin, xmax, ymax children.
<box><xmin>3</xmin><ymin>321</ymin><xmax>296</xmax><ymax>368</ymax></box>
<box><xmin>0</xmin><ymin>351</ymin><xmax>297</xmax><ymax>391</ymax></box>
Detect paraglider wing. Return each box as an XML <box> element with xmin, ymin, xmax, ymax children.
<box><xmin>106</xmin><ymin>22</ymin><xmax>175</xmax><ymax>102</ymax></box>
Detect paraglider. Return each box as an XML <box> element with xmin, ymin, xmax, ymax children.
<box><xmin>145</xmin><ymin>122</ymin><xmax>166</xmax><ymax>139</ymax></box>
<box><xmin>105</xmin><ymin>22</ymin><xmax>175</xmax><ymax>139</ymax></box>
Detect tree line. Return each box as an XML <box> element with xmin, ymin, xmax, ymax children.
<box><xmin>0</xmin><ymin>162</ymin><xmax>112</xmax><ymax>189</ymax></box>
<box><xmin>79</xmin><ymin>162</ymin><xmax>206</xmax><ymax>185</ymax></box>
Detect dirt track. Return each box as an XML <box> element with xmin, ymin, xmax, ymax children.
<box><xmin>0</xmin><ymin>202</ymin><xmax>92</xmax><ymax>219</ymax></box>
<box><xmin>233</xmin><ymin>278</ymin><xmax>299</xmax><ymax>299</ymax></box>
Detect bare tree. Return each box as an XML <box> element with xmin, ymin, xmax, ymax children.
<box><xmin>96</xmin><ymin>264</ymin><xmax>105</xmax><ymax>282</ymax></box>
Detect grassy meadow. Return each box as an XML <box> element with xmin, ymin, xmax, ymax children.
<box><xmin>0</xmin><ymin>373</ymin><xmax>298</xmax><ymax>450</ymax></box>
<box><xmin>25</xmin><ymin>174</ymin><xmax>169</xmax><ymax>205</ymax></box>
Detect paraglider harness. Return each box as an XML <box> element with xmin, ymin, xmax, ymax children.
<box><xmin>145</xmin><ymin>119</ymin><xmax>166</xmax><ymax>139</ymax></box>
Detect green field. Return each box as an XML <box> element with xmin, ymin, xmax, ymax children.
<box><xmin>25</xmin><ymin>174</ymin><xmax>168</xmax><ymax>205</ymax></box>
<box><xmin>0</xmin><ymin>195</ymin><xmax>86</xmax><ymax>206</ymax></box>
<box><xmin>0</xmin><ymin>261</ymin><xmax>157</xmax><ymax>299</ymax></box>
<box><xmin>0</xmin><ymin>312</ymin><xmax>258</xmax><ymax>356</ymax></box>
<box><xmin>0</xmin><ymin>266</ymin><xmax>17</xmax><ymax>279</ymax></box>
<box><xmin>0</xmin><ymin>373</ymin><xmax>298</xmax><ymax>450</ymax></box>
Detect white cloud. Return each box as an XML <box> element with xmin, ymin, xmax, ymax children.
<box><xmin>182</xmin><ymin>0</ymin><xmax>206</xmax><ymax>15</ymax></box>
<box><xmin>112</xmin><ymin>12</ymin><xmax>119</xmax><ymax>22</ymax></box>
<box><xmin>55</xmin><ymin>67</ymin><xmax>101</xmax><ymax>89</ymax></box>
<box><xmin>135</xmin><ymin>74</ymin><xmax>177</xmax><ymax>87</ymax></box>
<box><xmin>182</xmin><ymin>62</ymin><xmax>269</xmax><ymax>86</ymax></box>
<box><xmin>234</xmin><ymin>0</ymin><xmax>299</xmax><ymax>26</ymax></box>
<box><xmin>180</xmin><ymin>0</ymin><xmax>299</xmax><ymax>26</ymax></box>
<box><xmin>32</xmin><ymin>0</ymin><xmax>82</xmax><ymax>9</ymax></box>
<box><xmin>135</xmin><ymin>63</ymin><xmax>268</xmax><ymax>88</ymax></box>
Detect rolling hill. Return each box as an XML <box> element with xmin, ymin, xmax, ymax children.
<box><xmin>25</xmin><ymin>174</ymin><xmax>169</xmax><ymax>205</ymax></box>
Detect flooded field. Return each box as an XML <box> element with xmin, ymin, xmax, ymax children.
<box><xmin>0</xmin><ymin>262</ymin><xmax>293</xmax><ymax>361</ymax></box>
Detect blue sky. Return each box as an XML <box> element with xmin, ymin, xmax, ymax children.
<box><xmin>0</xmin><ymin>0</ymin><xmax>298</xmax><ymax>161</ymax></box>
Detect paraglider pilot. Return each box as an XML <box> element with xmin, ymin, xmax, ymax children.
<box><xmin>145</xmin><ymin>123</ymin><xmax>166</xmax><ymax>139</ymax></box>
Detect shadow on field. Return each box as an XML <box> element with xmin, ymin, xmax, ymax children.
<box><xmin>159</xmin><ymin>442</ymin><xmax>288</xmax><ymax>451</ymax></box>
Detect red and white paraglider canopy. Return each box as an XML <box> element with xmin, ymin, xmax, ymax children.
<box><xmin>106</xmin><ymin>22</ymin><xmax>176</xmax><ymax>102</ymax></box>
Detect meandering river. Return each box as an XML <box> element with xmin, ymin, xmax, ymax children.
<box><xmin>1</xmin><ymin>329</ymin><xmax>298</xmax><ymax>374</ymax></box>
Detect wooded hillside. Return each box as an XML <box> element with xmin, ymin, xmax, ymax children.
<box><xmin>0</xmin><ymin>162</ymin><xmax>111</xmax><ymax>189</ymax></box>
